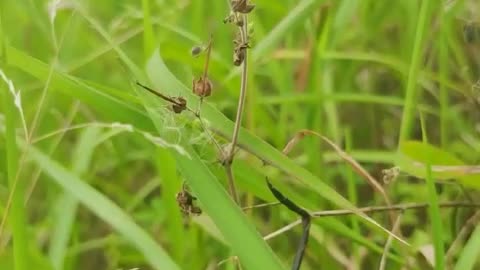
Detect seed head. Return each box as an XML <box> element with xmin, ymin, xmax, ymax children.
<box><xmin>192</xmin><ymin>77</ymin><xmax>213</xmax><ymax>97</ymax></box>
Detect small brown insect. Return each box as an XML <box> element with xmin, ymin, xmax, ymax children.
<box><xmin>171</xmin><ymin>97</ymin><xmax>187</xmax><ymax>114</ymax></box>
<box><xmin>176</xmin><ymin>183</ymin><xmax>202</xmax><ymax>216</ymax></box>
<box><xmin>233</xmin><ymin>38</ymin><xmax>250</xmax><ymax>66</ymax></box>
<box><xmin>191</xmin><ymin>45</ymin><xmax>203</xmax><ymax>57</ymax></box>
<box><xmin>136</xmin><ymin>82</ymin><xmax>187</xmax><ymax>114</ymax></box>
<box><xmin>231</xmin><ymin>0</ymin><xmax>255</xmax><ymax>14</ymax></box>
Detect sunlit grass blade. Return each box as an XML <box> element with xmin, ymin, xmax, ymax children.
<box><xmin>1</xmin><ymin>69</ymin><xmax>29</xmax><ymax>270</ymax></box>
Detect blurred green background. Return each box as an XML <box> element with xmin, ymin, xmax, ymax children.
<box><xmin>0</xmin><ymin>0</ymin><xmax>479</xmax><ymax>269</ymax></box>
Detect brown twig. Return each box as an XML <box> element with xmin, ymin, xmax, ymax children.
<box><xmin>264</xmin><ymin>201</ymin><xmax>480</xmax><ymax>242</ymax></box>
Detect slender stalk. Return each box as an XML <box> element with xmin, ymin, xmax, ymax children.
<box><xmin>379</xmin><ymin>213</ymin><xmax>403</xmax><ymax>270</ymax></box>
<box><xmin>223</xmin><ymin>6</ymin><xmax>250</xmax><ymax>203</ymax></box>
<box><xmin>265</xmin><ymin>202</ymin><xmax>480</xmax><ymax>241</ymax></box>
<box><xmin>227</xmin><ymin>18</ymin><xmax>249</xmax><ymax>158</ymax></box>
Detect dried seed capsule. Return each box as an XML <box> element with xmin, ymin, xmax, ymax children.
<box><xmin>192</xmin><ymin>77</ymin><xmax>213</xmax><ymax>97</ymax></box>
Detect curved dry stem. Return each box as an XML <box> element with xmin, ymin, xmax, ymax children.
<box><xmin>223</xmin><ymin>9</ymin><xmax>250</xmax><ymax>204</ymax></box>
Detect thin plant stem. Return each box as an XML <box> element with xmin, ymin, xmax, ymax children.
<box><xmin>379</xmin><ymin>212</ymin><xmax>403</xmax><ymax>270</ymax></box>
<box><xmin>223</xmin><ymin>9</ymin><xmax>249</xmax><ymax>204</ymax></box>
<box><xmin>264</xmin><ymin>202</ymin><xmax>480</xmax><ymax>241</ymax></box>
<box><xmin>242</xmin><ymin>202</ymin><xmax>281</xmax><ymax>211</ymax></box>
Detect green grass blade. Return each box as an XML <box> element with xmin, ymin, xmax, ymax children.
<box><xmin>398</xmin><ymin>0</ymin><xmax>433</xmax><ymax>143</ymax></box>
<box><xmin>48</xmin><ymin>127</ymin><xmax>101</xmax><ymax>270</ymax></box>
<box><xmin>26</xmin><ymin>144</ymin><xmax>181</xmax><ymax>270</ymax></box>
<box><xmin>454</xmin><ymin>224</ymin><xmax>480</xmax><ymax>270</ymax></box>
<box><xmin>173</xmin><ymin>147</ymin><xmax>286</xmax><ymax>270</ymax></box>
<box><xmin>153</xmin><ymin>149</ymin><xmax>185</xmax><ymax>262</ymax></box>
<box><xmin>420</xmin><ymin>113</ymin><xmax>445</xmax><ymax>270</ymax></box>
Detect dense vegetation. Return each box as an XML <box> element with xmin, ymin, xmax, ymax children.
<box><xmin>0</xmin><ymin>0</ymin><xmax>479</xmax><ymax>269</ymax></box>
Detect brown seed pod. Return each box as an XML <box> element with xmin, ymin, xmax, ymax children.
<box><xmin>232</xmin><ymin>0</ymin><xmax>255</xmax><ymax>14</ymax></box>
<box><xmin>192</xmin><ymin>77</ymin><xmax>213</xmax><ymax>97</ymax></box>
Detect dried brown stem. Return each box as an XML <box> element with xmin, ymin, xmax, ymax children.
<box><xmin>223</xmin><ymin>7</ymin><xmax>250</xmax><ymax>204</ymax></box>
<box><xmin>264</xmin><ymin>201</ymin><xmax>480</xmax><ymax>241</ymax></box>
